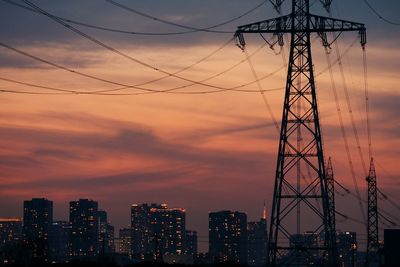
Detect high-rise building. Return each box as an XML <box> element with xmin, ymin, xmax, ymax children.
<box><xmin>153</xmin><ymin>206</ymin><xmax>186</xmax><ymax>256</ymax></box>
<box><xmin>384</xmin><ymin>229</ymin><xmax>400</xmax><ymax>267</ymax></box>
<box><xmin>69</xmin><ymin>199</ymin><xmax>99</xmax><ymax>258</ymax></box>
<box><xmin>209</xmin><ymin>210</ymin><xmax>247</xmax><ymax>264</ymax></box>
<box><xmin>0</xmin><ymin>218</ymin><xmax>22</xmax><ymax>249</ymax></box>
<box><xmin>23</xmin><ymin>198</ymin><xmax>53</xmax><ymax>261</ymax></box>
<box><xmin>49</xmin><ymin>221</ymin><xmax>71</xmax><ymax>263</ymax></box>
<box><xmin>98</xmin><ymin>210</ymin><xmax>107</xmax><ymax>252</ymax></box>
<box><xmin>185</xmin><ymin>230</ymin><xmax>198</xmax><ymax>257</ymax></box>
<box><xmin>131</xmin><ymin>203</ymin><xmax>160</xmax><ymax>260</ymax></box>
<box><xmin>119</xmin><ymin>228</ymin><xmax>132</xmax><ymax>257</ymax></box>
<box><xmin>247</xmin><ymin>218</ymin><xmax>267</xmax><ymax>266</ymax></box>
<box><xmin>130</xmin><ymin>203</ymin><xmax>186</xmax><ymax>261</ymax></box>
<box><xmin>98</xmin><ymin>210</ymin><xmax>115</xmax><ymax>254</ymax></box>
<box><xmin>337</xmin><ymin>231</ymin><xmax>357</xmax><ymax>267</ymax></box>
<box><xmin>0</xmin><ymin>218</ymin><xmax>23</xmax><ymax>264</ymax></box>
<box><xmin>0</xmin><ymin>218</ymin><xmax>22</xmax><ymax>246</ymax></box>
<box><xmin>105</xmin><ymin>224</ymin><xmax>115</xmax><ymax>253</ymax></box>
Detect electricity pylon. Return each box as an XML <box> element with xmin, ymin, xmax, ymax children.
<box><xmin>366</xmin><ymin>158</ymin><xmax>379</xmax><ymax>267</ymax></box>
<box><xmin>235</xmin><ymin>1</ymin><xmax>366</xmax><ymax>266</ymax></box>
<box><xmin>326</xmin><ymin>157</ymin><xmax>336</xmax><ymax>242</ymax></box>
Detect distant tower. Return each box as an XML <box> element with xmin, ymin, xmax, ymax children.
<box><xmin>235</xmin><ymin>0</ymin><xmax>366</xmax><ymax>265</ymax></box>
<box><xmin>247</xmin><ymin>206</ymin><xmax>268</xmax><ymax>266</ymax></box>
<box><xmin>366</xmin><ymin>158</ymin><xmax>379</xmax><ymax>267</ymax></box>
<box><xmin>326</xmin><ymin>158</ymin><xmax>336</xmax><ymax>240</ymax></box>
<box><xmin>263</xmin><ymin>201</ymin><xmax>267</xmax><ymax>220</ymax></box>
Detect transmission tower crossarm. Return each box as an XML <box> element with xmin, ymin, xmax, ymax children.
<box><xmin>235</xmin><ymin>13</ymin><xmax>366</xmax><ymax>50</ymax></box>
<box><xmin>236</xmin><ymin>14</ymin><xmax>365</xmax><ymax>34</ymax></box>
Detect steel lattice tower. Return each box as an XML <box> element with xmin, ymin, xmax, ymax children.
<box><xmin>326</xmin><ymin>157</ymin><xmax>336</xmax><ymax>242</ymax></box>
<box><xmin>235</xmin><ymin>1</ymin><xmax>366</xmax><ymax>266</ymax></box>
<box><xmin>366</xmin><ymin>158</ymin><xmax>379</xmax><ymax>267</ymax></box>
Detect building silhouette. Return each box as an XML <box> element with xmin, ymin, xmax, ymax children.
<box><xmin>384</xmin><ymin>229</ymin><xmax>400</xmax><ymax>267</ymax></box>
<box><xmin>337</xmin><ymin>231</ymin><xmax>357</xmax><ymax>267</ymax></box>
<box><xmin>130</xmin><ymin>203</ymin><xmax>186</xmax><ymax>261</ymax></box>
<box><xmin>153</xmin><ymin>205</ymin><xmax>186</xmax><ymax>256</ymax></box>
<box><xmin>131</xmin><ymin>203</ymin><xmax>160</xmax><ymax>260</ymax></box>
<box><xmin>98</xmin><ymin>210</ymin><xmax>115</xmax><ymax>254</ymax></box>
<box><xmin>247</xmin><ymin>217</ymin><xmax>267</xmax><ymax>266</ymax></box>
<box><xmin>23</xmin><ymin>198</ymin><xmax>53</xmax><ymax>261</ymax></box>
<box><xmin>69</xmin><ymin>199</ymin><xmax>99</xmax><ymax>259</ymax></box>
<box><xmin>0</xmin><ymin>218</ymin><xmax>22</xmax><ymax>250</ymax></box>
<box><xmin>185</xmin><ymin>230</ymin><xmax>198</xmax><ymax>258</ymax></box>
<box><xmin>209</xmin><ymin>210</ymin><xmax>247</xmax><ymax>264</ymax></box>
<box><xmin>49</xmin><ymin>221</ymin><xmax>70</xmax><ymax>263</ymax></box>
<box><xmin>119</xmin><ymin>228</ymin><xmax>132</xmax><ymax>257</ymax></box>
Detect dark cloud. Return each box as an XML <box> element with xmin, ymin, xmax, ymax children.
<box><xmin>0</xmin><ymin>168</ymin><xmax>189</xmax><ymax>191</ymax></box>
<box><xmin>0</xmin><ymin>45</ymin><xmax>106</xmax><ymax>69</ymax></box>
<box><xmin>182</xmin><ymin>120</ymin><xmax>276</xmax><ymax>143</ymax></box>
<box><xmin>371</xmin><ymin>91</ymin><xmax>400</xmax><ymax>120</ymax></box>
<box><xmin>0</xmin><ymin>111</ymin><xmax>274</xmax><ymax>181</ymax></box>
<box><xmin>0</xmin><ymin>0</ymin><xmax>271</xmax><ymax>47</ymax></box>
<box><xmin>1</xmin><ymin>0</ymin><xmax>398</xmax><ymax>50</ymax></box>
<box><xmin>33</xmin><ymin>148</ymin><xmax>85</xmax><ymax>160</ymax></box>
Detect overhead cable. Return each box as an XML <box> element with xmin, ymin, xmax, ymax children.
<box><xmin>0</xmin><ymin>41</ymin><xmax>285</xmax><ymax>95</ymax></box>
<box><xmin>22</xmin><ymin>0</ymin><xmax>278</xmax><ymax>93</ymax></box>
<box><xmin>105</xmin><ymin>0</ymin><xmax>268</xmax><ymax>34</ymax></box>
<box><xmin>324</xmin><ymin>46</ymin><xmax>366</xmax><ymax>223</ymax></box>
<box><xmin>362</xmin><ymin>0</ymin><xmax>400</xmax><ymax>26</ymax></box>
<box><xmin>363</xmin><ymin>48</ymin><xmax>372</xmax><ymax>159</ymax></box>
<box><xmin>2</xmin><ymin>0</ymin><xmax>268</xmax><ymax>35</ymax></box>
<box><xmin>244</xmin><ymin>48</ymin><xmax>280</xmax><ymax>131</ymax></box>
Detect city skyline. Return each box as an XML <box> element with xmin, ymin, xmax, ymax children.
<box><xmin>5</xmin><ymin>198</ymin><xmax>396</xmax><ymax>266</ymax></box>
<box><xmin>0</xmin><ymin>0</ymin><xmax>399</xmax><ymax>258</ymax></box>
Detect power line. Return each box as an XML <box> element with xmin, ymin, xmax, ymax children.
<box><xmin>0</xmin><ymin>37</ymin><xmax>357</xmax><ymax>97</ymax></box>
<box><xmin>21</xmin><ymin>0</ymin><xmax>279</xmax><ymax>93</ymax></box>
<box><xmin>362</xmin><ymin>47</ymin><xmax>373</xmax><ymax>159</ymax></box>
<box><xmin>105</xmin><ymin>0</ymin><xmax>268</xmax><ymax>34</ymax></box>
<box><xmin>0</xmin><ymin>76</ymin><xmax>78</xmax><ymax>94</ymax></box>
<box><xmin>0</xmin><ymin>41</ymin><xmax>153</xmax><ymax>93</ymax></box>
<box><xmin>377</xmin><ymin>189</ymin><xmax>400</xmax><ymax>212</ymax></box>
<box><xmin>244</xmin><ymin>48</ymin><xmax>280</xmax><ymax>131</ymax></box>
<box><xmin>0</xmin><ymin>37</ymin><xmax>358</xmax><ymax>96</ymax></box>
<box><xmin>332</xmin><ymin>39</ymin><xmax>368</xmax><ymax>176</ymax></box>
<box><xmin>336</xmin><ymin>210</ymin><xmax>366</xmax><ymax>226</ymax></box>
<box><xmin>334</xmin><ymin>179</ymin><xmax>400</xmax><ymax>224</ymax></box>
<box><xmin>2</xmin><ymin>0</ymin><xmax>268</xmax><ymax>35</ymax></box>
<box><xmin>324</xmin><ymin>45</ymin><xmax>366</xmax><ymax>223</ymax></box>
<box><xmin>0</xmin><ymin>19</ymin><xmax>357</xmax><ymax>96</ymax></box>
<box><xmin>1</xmin><ymin>1</ymin><xmax>357</xmax><ymax>97</ymax></box>
<box><xmin>0</xmin><ymin>88</ymin><xmax>71</xmax><ymax>95</ymax></box>
<box><xmin>362</xmin><ymin>0</ymin><xmax>400</xmax><ymax>26</ymax></box>
<box><xmin>0</xmin><ymin>80</ymin><xmax>284</xmax><ymax>96</ymax></box>
<box><xmin>0</xmin><ymin>41</ymin><xmax>287</xmax><ymax>95</ymax></box>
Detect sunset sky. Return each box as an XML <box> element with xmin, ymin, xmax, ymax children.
<box><xmin>0</xmin><ymin>0</ymin><xmax>399</xmax><ymax>251</ymax></box>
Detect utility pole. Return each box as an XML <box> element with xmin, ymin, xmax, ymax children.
<box><xmin>235</xmin><ymin>1</ymin><xmax>366</xmax><ymax>266</ymax></box>
<box><xmin>366</xmin><ymin>158</ymin><xmax>379</xmax><ymax>267</ymax></box>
